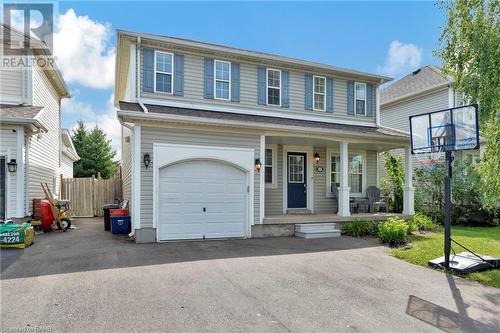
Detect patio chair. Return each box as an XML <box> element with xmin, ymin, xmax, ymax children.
<box><xmin>366</xmin><ymin>186</ymin><xmax>388</xmax><ymax>213</ymax></box>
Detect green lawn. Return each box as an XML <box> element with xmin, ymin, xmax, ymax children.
<box><xmin>392</xmin><ymin>226</ymin><xmax>500</xmax><ymax>288</ymax></box>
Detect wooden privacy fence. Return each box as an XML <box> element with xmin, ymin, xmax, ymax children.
<box><xmin>61</xmin><ymin>176</ymin><xmax>122</xmax><ymax>217</ymax></box>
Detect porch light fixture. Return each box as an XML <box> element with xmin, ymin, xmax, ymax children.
<box><xmin>314</xmin><ymin>153</ymin><xmax>320</xmax><ymax>164</ymax></box>
<box><xmin>255</xmin><ymin>158</ymin><xmax>262</xmax><ymax>172</ymax></box>
<box><xmin>7</xmin><ymin>159</ymin><xmax>17</xmax><ymax>172</ymax></box>
<box><xmin>143</xmin><ymin>153</ymin><xmax>151</xmax><ymax>169</ymax></box>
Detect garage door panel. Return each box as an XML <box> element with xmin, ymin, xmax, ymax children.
<box><xmin>158</xmin><ymin>160</ymin><xmax>247</xmax><ymax>241</ymax></box>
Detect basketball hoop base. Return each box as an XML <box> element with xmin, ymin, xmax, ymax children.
<box><xmin>429</xmin><ymin>252</ymin><xmax>499</xmax><ymax>274</ymax></box>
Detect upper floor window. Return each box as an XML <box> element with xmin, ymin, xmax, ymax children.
<box><xmin>155</xmin><ymin>51</ymin><xmax>173</xmax><ymax>93</ymax></box>
<box><xmin>355</xmin><ymin>82</ymin><xmax>366</xmax><ymax>115</ymax></box>
<box><xmin>267</xmin><ymin>69</ymin><xmax>281</xmax><ymax>106</ymax></box>
<box><xmin>313</xmin><ymin>76</ymin><xmax>326</xmax><ymax>111</ymax></box>
<box><xmin>215</xmin><ymin>60</ymin><xmax>230</xmax><ymax>100</ymax></box>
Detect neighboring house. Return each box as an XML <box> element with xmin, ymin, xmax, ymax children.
<box><xmin>60</xmin><ymin>128</ymin><xmax>80</xmax><ymax>178</ymax></box>
<box><xmin>0</xmin><ymin>25</ymin><xmax>70</xmax><ymax>219</ymax></box>
<box><xmin>115</xmin><ymin>30</ymin><xmax>413</xmax><ymax>243</ymax></box>
<box><xmin>379</xmin><ymin>65</ymin><xmax>483</xmax><ymax>176</ymax></box>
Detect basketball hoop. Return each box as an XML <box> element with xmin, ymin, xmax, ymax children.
<box><xmin>410</xmin><ymin>104</ymin><xmax>481</xmax><ymax>271</ymax></box>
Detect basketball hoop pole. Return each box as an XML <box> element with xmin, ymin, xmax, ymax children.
<box><xmin>444</xmin><ymin>151</ymin><xmax>454</xmax><ymax>270</ymax></box>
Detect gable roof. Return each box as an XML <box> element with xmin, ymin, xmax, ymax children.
<box><xmin>381</xmin><ymin>65</ymin><xmax>453</xmax><ymax>106</ymax></box>
<box><xmin>61</xmin><ymin>128</ymin><xmax>80</xmax><ymax>161</ymax></box>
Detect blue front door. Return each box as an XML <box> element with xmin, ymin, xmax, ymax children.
<box><xmin>287</xmin><ymin>152</ymin><xmax>307</xmax><ymax>208</ymax></box>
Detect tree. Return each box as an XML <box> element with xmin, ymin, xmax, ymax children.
<box><xmin>72</xmin><ymin>121</ymin><xmax>118</xmax><ymax>179</ymax></box>
<box><xmin>381</xmin><ymin>152</ymin><xmax>404</xmax><ymax>213</ymax></box>
<box><xmin>436</xmin><ymin>0</ymin><xmax>500</xmax><ymax>209</ymax></box>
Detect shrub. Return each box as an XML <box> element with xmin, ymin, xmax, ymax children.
<box><xmin>410</xmin><ymin>213</ymin><xmax>439</xmax><ymax>231</ymax></box>
<box><xmin>381</xmin><ymin>152</ymin><xmax>404</xmax><ymax>213</ymax></box>
<box><xmin>342</xmin><ymin>219</ymin><xmax>372</xmax><ymax>237</ymax></box>
<box><xmin>378</xmin><ymin>218</ymin><xmax>408</xmax><ymax>246</ymax></box>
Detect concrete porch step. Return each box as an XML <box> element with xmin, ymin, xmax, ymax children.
<box><xmin>295</xmin><ymin>223</ymin><xmax>341</xmax><ymax>239</ymax></box>
<box><xmin>286</xmin><ymin>208</ymin><xmax>312</xmax><ymax>215</ymax></box>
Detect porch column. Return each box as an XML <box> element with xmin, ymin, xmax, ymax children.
<box><xmin>259</xmin><ymin>135</ymin><xmax>265</xmax><ymax>224</ymax></box>
<box><xmin>403</xmin><ymin>147</ymin><xmax>415</xmax><ymax>215</ymax></box>
<box><xmin>338</xmin><ymin>142</ymin><xmax>350</xmax><ymax>217</ymax></box>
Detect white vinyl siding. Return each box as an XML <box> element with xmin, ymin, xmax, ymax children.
<box><xmin>60</xmin><ymin>154</ymin><xmax>74</xmax><ymax>178</ymax></box>
<box><xmin>27</xmin><ymin>61</ymin><xmax>62</xmax><ymax>214</ymax></box>
<box><xmin>140</xmin><ymin>51</ymin><xmax>377</xmax><ymax>125</ymax></box>
<box><xmin>0</xmin><ymin>48</ymin><xmax>25</xmax><ymax>104</ymax></box>
<box><xmin>140</xmin><ymin>126</ymin><xmax>261</xmax><ymax>228</ymax></box>
<box><xmin>121</xmin><ymin>126</ymin><xmax>132</xmax><ymax>204</ymax></box>
<box><xmin>380</xmin><ymin>88</ymin><xmax>450</xmax><ymax>132</ymax></box>
<box><xmin>0</xmin><ymin>126</ymin><xmax>20</xmax><ymax>218</ymax></box>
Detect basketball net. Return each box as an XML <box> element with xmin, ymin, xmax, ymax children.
<box><xmin>415</xmin><ymin>148</ymin><xmax>445</xmax><ymax>171</ymax></box>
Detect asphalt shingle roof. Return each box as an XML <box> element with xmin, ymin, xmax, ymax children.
<box><xmin>381</xmin><ymin>65</ymin><xmax>452</xmax><ymax>105</ymax></box>
<box><xmin>119</xmin><ymin>101</ymin><xmax>408</xmax><ymax>138</ymax></box>
<box><xmin>0</xmin><ymin>104</ymin><xmax>43</xmax><ymax>119</ymax></box>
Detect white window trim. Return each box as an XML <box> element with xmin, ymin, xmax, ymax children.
<box><xmin>214</xmin><ymin>59</ymin><xmax>231</xmax><ymax>101</ymax></box>
<box><xmin>153</xmin><ymin>51</ymin><xmax>174</xmax><ymax>94</ymax></box>
<box><xmin>265</xmin><ymin>144</ymin><xmax>278</xmax><ymax>189</ymax></box>
<box><xmin>326</xmin><ymin>148</ymin><xmax>367</xmax><ymax>198</ymax></box>
<box><xmin>313</xmin><ymin>75</ymin><xmax>326</xmax><ymax>111</ymax></box>
<box><xmin>354</xmin><ymin>82</ymin><xmax>367</xmax><ymax>116</ymax></box>
<box><xmin>266</xmin><ymin>68</ymin><xmax>281</xmax><ymax>106</ymax></box>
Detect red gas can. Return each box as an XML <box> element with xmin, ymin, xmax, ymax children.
<box><xmin>110</xmin><ymin>209</ymin><xmax>129</xmax><ymax>217</ymax></box>
<box><xmin>40</xmin><ymin>199</ymin><xmax>55</xmax><ymax>232</ymax></box>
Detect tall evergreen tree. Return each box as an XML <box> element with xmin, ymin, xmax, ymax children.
<box><xmin>71</xmin><ymin>121</ymin><xmax>118</xmax><ymax>179</ymax></box>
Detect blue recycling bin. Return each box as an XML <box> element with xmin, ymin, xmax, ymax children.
<box><xmin>110</xmin><ymin>216</ymin><xmax>131</xmax><ymax>234</ymax></box>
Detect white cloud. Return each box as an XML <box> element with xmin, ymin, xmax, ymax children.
<box><xmin>54</xmin><ymin>9</ymin><xmax>115</xmax><ymax>89</ymax></box>
<box><xmin>63</xmin><ymin>94</ymin><xmax>122</xmax><ymax>160</ymax></box>
<box><xmin>378</xmin><ymin>40</ymin><xmax>423</xmax><ymax>77</ymax></box>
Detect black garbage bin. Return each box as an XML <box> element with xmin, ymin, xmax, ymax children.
<box><xmin>103</xmin><ymin>204</ymin><xmax>120</xmax><ymax>231</ymax></box>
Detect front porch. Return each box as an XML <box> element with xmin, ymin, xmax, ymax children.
<box><xmin>259</xmin><ymin>131</ymin><xmax>415</xmax><ymax>226</ymax></box>
<box><xmin>263</xmin><ymin>212</ymin><xmax>408</xmax><ymax>225</ymax></box>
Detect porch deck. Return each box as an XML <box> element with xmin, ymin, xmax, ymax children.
<box><xmin>263</xmin><ymin>213</ymin><xmax>408</xmax><ymax>225</ymax></box>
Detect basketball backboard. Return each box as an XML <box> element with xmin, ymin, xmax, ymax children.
<box><xmin>410</xmin><ymin>104</ymin><xmax>479</xmax><ymax>154</ymax></box>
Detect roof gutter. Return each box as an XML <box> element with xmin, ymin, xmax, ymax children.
<box><xmin>0</xmin><ymin>118</ymin><xmax>48</xmax><ymax>133</ymax></box>
<box><xmin>136</xmin><ymin>36</ymin><xmax>148</xmax><ymax>113</ymax></box>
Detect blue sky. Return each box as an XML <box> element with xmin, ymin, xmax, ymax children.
<box><xmin>52</xmin><ymin>1</ymin><xmax>446</xmax><ymax>158</ymax></box>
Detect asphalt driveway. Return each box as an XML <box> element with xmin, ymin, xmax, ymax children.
<box><xmin>1</xmin><ymin>218</ymin><xmax>499</xmax><ymax>333</ymax></box>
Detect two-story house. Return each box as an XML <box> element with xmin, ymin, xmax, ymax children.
<box><xmin>379</xmin><ymin>65</ymin><xmax>483</xmax><ymax>176</ymax></box>
<box><xmin>0</xmin><ymin>24</ymin><xmax>71</xmax><ymax>220</ymax></box>
<box><xmin>115</xmin><ymin>30</ymin><xmax>414</xmax><ymax>243</ymax></box>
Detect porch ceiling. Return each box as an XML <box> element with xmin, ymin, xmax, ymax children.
<box><xmin>265</xmin><ymin>135</ymin><xmax>406</xmax><ymax>151</ymax></box>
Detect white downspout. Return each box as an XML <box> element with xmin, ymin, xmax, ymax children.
<box><xmin>376</xmin><ymin>79</ymin><xmax>383</xmax><ymax>127</ymax></box>
<box><xmin>136</xmin><ymin>36</ymin><xmax>148</xmax><ymax>113</ymax></box>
